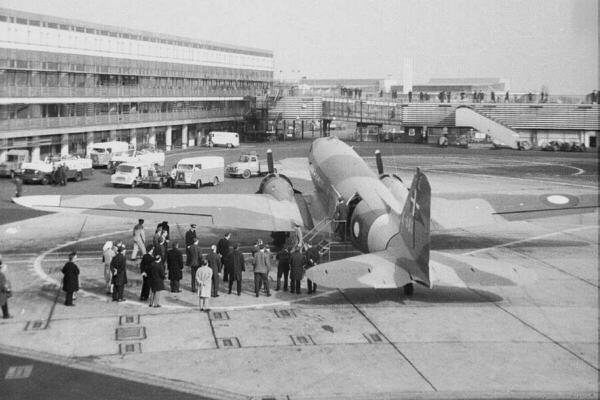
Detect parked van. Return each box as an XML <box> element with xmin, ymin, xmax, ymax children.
<box><xmin>88</xmin><ymin>141</ymin><xmax>131</xmax><ymax>168</ymax></box>
<box><xmin>207</xmin><ymin>131</ymin><xmax>239</xmax><ymax>148</ymax></box>
<box><xmin>0</xmin><ymin>149</ymin><xmax>30</xmax><ymax>178</ymax></box>
<box><xmin>175</xmin><ymin>156</ymin><xmax>224</xmax><ymax>188</ymax></box>
<box><xmin>110</xmin><ymin>162</ymin><xmax>149</xmax><ymax>188</ymax></box>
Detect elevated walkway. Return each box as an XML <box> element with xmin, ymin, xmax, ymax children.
<box><xmin>455</xmin><ymin>106</ymin><xmax>522</xmax><ymax>149</ymax></box>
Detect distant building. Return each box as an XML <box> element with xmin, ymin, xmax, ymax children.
<box><xmin>392</xmin><ymin>77</ymin><xmax>509</xmax><ymax>95</ymax></box>
<box><xmin>0</xmin><ymin>8</ymin><xmax>273</xmax><ymax>161</ymax></box>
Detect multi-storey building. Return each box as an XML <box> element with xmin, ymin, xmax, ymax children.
<box><xmin>0</xmin><ymin>8</ymin><xmax>273</xmax><ymax>161</ymax></box>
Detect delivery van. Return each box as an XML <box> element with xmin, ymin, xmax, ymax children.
<box><xmin>88</xmin><ymin>141</ymin><xmax>131</xmax><ymax>168</ymax></box>
<box><xmin>207</xmin><ymin>131</ymin><xmax>239</xmax><ymax>148</ymax></box>
<box><xmin>175</xmin><ymin>156</ymin><xmax>224</xmax><ymax>188</ymax></box>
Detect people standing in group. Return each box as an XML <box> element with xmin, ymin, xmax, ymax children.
<box><xmin>0</xmin><ymin>257</ymin><xmax>13</xmax><ymax>318</ymax></box>
<box><xmin>139</xmin><ymin>245</ymin><xmax>154</xmax><ymax>301</ymax></box>
<box><xmin>111</xmin><ymin>244</ymin><xmax>127</xmax><ymax>302</ymax></box>
<box><xmin>206</xmin><ymin>245</ymin><xmax>222</xmax><ymax>297</ymax></box>
<box><xmin>217</xmin><ymin>233</ymin><xmax>231</xmax><ymax>282</ymax></box>
<box><xmin>195</xmin><ymin>259</ymin><xmax>212</xmax><ymax>311</ymax></box>
<box><xmin>62</xmin><ymin>252</ymin><xmax>79</xmax><ymax>306</ymax></box>
<box><xmin>253</xmin><ymin>243</ymin><xmax>271</xmax><ymax>297</ymax></box>
<box><xmin>131</xmin><ymin>219</ymin><xmax>146</xmax><ymax>261</ymax></box>
<box><xmin>227</xmin><ymin>244</ymin><xmax>245</xmax><ymax>296</ymax></box>
<box><xmin>166</xmin><ymin>242</ymin><xmax>184</xmax><ymax>293</ymax></box>
<box><xmin>148</xmin><ymin>254</ymin><xmax>165</xmax><ymax>307</ymax></box>
<box><xmin>102</xmin><ymin>241</ymin><xmax>116</xmax><ymax>294</ymax></box>
<box><xmin>289</xmin><ymin>246</ymin><xmax>306</xmax><ymax>294</ymax></box>
<box><xmin>276</xmin><ymin>247</ymin><xmax>290</xmax><ymax>292</ymax></box>
<box><xmin>304</xmin><ymin>243</ymin><xmax>320</xmax><ymax>294</ymax></box>
<box><xmin>188</xmin><ymin>237</ymin><xmax>202</xmax><ymax>292</ymax></box>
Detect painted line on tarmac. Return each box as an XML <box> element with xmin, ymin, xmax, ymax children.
<box><xmin>461</xmin><ymin>225</ymin><xmax>598</xmax><ymax>256</ymax></box>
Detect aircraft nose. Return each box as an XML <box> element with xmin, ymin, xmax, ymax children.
<box><xmin>12</xmin><ymin>195</ymin><xmax>61</xmax><ymax>211</ymax></box>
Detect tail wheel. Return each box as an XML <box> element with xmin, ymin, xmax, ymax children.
<box><xmin>196</xmin><ymin>180</ymin><xmax>202</xmax><ymax>189</ymax></box>
<box><xmin>213</xmin><ymin>177</ymin><xmax>220</xmax><ymax>186</ymax></box>
<box><xmin>242</xmin><ymin>169</ymin><xmax>251</xmax><ymax>179</ymax></box>
<box><xmin>75</xmin><ymin>172</ymin><xmax>83</xmax><ymax>182</ymax></box>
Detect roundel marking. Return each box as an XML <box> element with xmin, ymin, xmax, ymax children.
<box><xmin>114</xmin><ymin>195</ymin><xmax>154</xmax><ymax>210</ymax></box>
<box><xmin>353</xmin><ymin>221</ymin><xmax>360</xmax><ymax>238</ymax></box>
<box><xmin>540</xmin><ymin>194</ymin><xmax>579</xmax><ymax>208</ymax></box>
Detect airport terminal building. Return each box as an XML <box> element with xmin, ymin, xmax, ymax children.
<box><xmin>0</xmin><ymin>8</ymin><xmax>273</xmax><ymax>161</ymax></box>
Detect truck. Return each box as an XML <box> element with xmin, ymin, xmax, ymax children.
<box><xmin>226</xmin><ymin>152</ymin><xmax>282</xmax><ymax>179</ymax></box>
<box><xmin>20</xmin><ymin>156</ymin><xmax>93</xmax><ymax>184</ymax></box>
<box><xmin>88</xmin><ymin>141</ymin><xmax>131</xmax><ymax>168</ymax></box>
<box><xmin>108</xmin><ymin>148</ymin><xmax>165</xmax><ymax>173</ymax></box>
<box><xmin>174</xmin><ymin>156</ymin><xmax>224</xmax><ymax>188</ymax></box>
<box><xmin>0</xmin><ymin>149</ymin><xmax>30</xmax><ymax>178</ymax></box>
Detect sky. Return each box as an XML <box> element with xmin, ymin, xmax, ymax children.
<box><xmin>1</xmin><ymin>0</ymin><xmax>598</xmax><ymax>94</ymax></box>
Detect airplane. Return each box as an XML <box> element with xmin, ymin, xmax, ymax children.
<box><xmin>12</xmin><ymin>137</ymin><xmax>598</xmax><ymax>295</ymax></box>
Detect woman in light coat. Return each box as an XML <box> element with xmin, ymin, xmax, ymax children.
<box><xmin>195</xmin><ymin>259</ymin><xmax>213</xmax><ymax>311</ymax></box>
<box><xmin>102</xmin><ymin>241</ymin><xmax>116</xmax><ymax>294</ymax></box>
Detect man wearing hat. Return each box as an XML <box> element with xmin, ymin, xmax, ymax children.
<box><xmin>253</xmin><ymin>243</ymin><xmax>271</xmax><ymax>297</ymax></box>
<box><xmin>185</xmin><ymin>224</ymin><xmax>197</xmax><ymax>264</ymax></box>
<box><xmin>188</xmin><ymin>238</ymin><xmax>202</xmax><ymax>292</ymax></box>
<box><xmin>131</xmin><ymin>219</ymin><xmax>146</xmax><ymax>261</ymax></box>
<box><xmin>111</xmin><ymin>244</ymin><xmax>128</xmax><ymax>302</ymax></box>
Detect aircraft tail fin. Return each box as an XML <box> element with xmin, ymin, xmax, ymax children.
<box><xmin>398</xmin><ymin>168</ymin><xmax>431</xmax><ymax>287</ymax></box>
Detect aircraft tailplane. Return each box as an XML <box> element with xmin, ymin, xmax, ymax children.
<box><xmin>398</xmin><ymin>168</ymin><xmax>431</xmax><ymax>287</ymax></box>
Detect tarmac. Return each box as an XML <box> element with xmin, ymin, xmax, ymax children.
<box><xmin>0</xmin><ymin>144</ymin><xmax>598</xmax><ymax>399</ymax></box>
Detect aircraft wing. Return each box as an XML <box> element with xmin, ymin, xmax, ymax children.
<box><xmin>12</xmin><ymin>194</ymin><xmax>304</xmax><ymax>232</ymax></box>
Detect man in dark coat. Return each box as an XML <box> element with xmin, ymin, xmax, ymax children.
<box><xmin>61</xmin><ymin>252</ymin><xmax>79</xmax><ymax>306</ymax></box>
<box><xmin>188</xmin><ymin>238</ymin><xmax>202</xmax><ymax>292</ymax></box>
<box><xmin>111</xmin><ymin>245</ymin><xmax>127</xmax><ymax>302</ymax></box>
<box><xmin>289</xmin><ymin>246</ymin><xmax>305</xmax><ymax>295</ymax></box>
<box><xmin>157</xmin><ymin>221</ymin><xmax>170</xmax><ymax>242</ymax></box>
<box><xmin>305</xmin><ymin>243</ymin><xmax>320</xmax><ymax>294</ymax></box>
<box><xmin>59</xmin><ymin>164</ymin><xmax>67</xmax><ymax>186</ymax></box>
<box><xmin>148</xmin><ymin>254</ymin><xmax>165</xmax><ymax>307</ymax></box>
<box><xmin>185</xmin><ymin>224</ymin><xmax>197</xmax><ymax>263</ymax></box>
<box><xmin>217</xmin><ymin>233</ymin><xmax>231</xmax><ymax>282</ymax></box>
<box><xmin>227</xmin><ymin>244</ymin><xmax>245</xmax><ymax>296</ymax></box>
<box><xmin>139</xmin><ymin>245</ymin><xmax>154</xmax><ymax>301</ymax></box>
<box><xmin>166</xmin><ymin>242</ymin><xmax>184</xmax><ymax>293</ymax></box>
<box><xmin>206</xmin><ymin>245</ymin><xmax>222</xmax><ymax>297</ymax></box>
<box><xmin>276</xmin><ymin>247</ymin><xmax>291</xmax><ymax>291</ymax></box>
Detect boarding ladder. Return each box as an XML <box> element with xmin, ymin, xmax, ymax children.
<box><xmin>303</xmin><ymin>218</ymin><xmax>354</xmax><ymax>262</ymax></box>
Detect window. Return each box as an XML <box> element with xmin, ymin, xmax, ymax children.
<box><xmin>85</xmin><ymin>27</ymin><xmax>95</xmax><ymax>34</ymax></box>
<box><xmin>75</xmin><ymin>26</ymin><xmax>84</xmax><ymax>32</ymax></box>
<box><xmin>59</xmin><ymin>24</ymin><xmax>70</xmax><ymax>30</ymax></box>
<box><xmin>47</xmin><ymin>22</ymin><xmax>58</xmax><ymax>29</ymax></box>
<box><xmin>29</xmin><ymin>20</ymin><xmax>40</xmax><ymax>26</ymax></box>
<box><xmin>16</xmin><ymin>17</ymin><xmax>28</xmax><ymax>25</ymax></box>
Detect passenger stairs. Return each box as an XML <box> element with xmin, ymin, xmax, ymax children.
<box><xmin>303</xmin><ymin>218</ymin><xmax>356</xmax><ymax>262</ymax></box>
<box><xmin>455</xmin><ymin>106</ymin><xmax>524</xmax><ymax>149</ymax></box>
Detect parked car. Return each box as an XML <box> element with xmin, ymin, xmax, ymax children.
<box><xmin>108</xmin><ymin>148</ymin><xmax>165</xmax><ymax>172</ymax></box>
<box><xmin>0</xmin><ymin>149</ymin><xmax>30</xmax><ymax>178</ymax></box>
<box><xmin>110</xmin><ymin>162</ymin><xmax>149</xmax><ymax>188</ymax></box>
<box><xmin>20</xmin><ymin>155</ymin><xmax>93</xmax><ymax>184</ymax></box>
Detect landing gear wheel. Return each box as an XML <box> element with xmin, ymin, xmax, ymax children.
<box><xmin>403</xmin><ymin>283</ymin><xmax>414</xmax><ymax>296</ymax></box>
<box><xmin>242</xmin><ymin>169</ymin><xmax>251</xmax><ymax>179</ymax></box>
<box><xmin>196</xmin><ymin>180</ymin><xmax>202</xmax><ymax>189</ymax></box>
<box><xmin>212</xmin><ymin>177</ymin><xmax>219</xmax><ymax>186</ymax></box>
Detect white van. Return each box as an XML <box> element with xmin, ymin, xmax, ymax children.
<box><xmin>175</xmin><ymin>156</ymin><xmax>224</xmax><ymax>188</ymax></box>
<box><xmin>207</xmin><ymin>131</ymin><xmax>239</xmax><ymax>148</ymax></box>
<box><xmin>110</xmin><ymin>162</ymin><xmax>149</xmax><ymax>188</ymax></box>
<box><xmin>88</xmin><ymin>141</ymin><xmax>131</xmax><ymax>168</ymax></box>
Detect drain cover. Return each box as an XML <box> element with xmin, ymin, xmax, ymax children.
<box><xmin>217</xmin><ymin>337</ymin><xmax>241</xmax><ymax>348</ymax></box>
<box><xmin>290</xmin><ymin>335</ymin><xmax>315</xmax><ymax>346</ymax></box>
<box><xmin>115</xmin><ymin>326</ymin><xmax>146</xmax><ymax>341</ymax></box>
<box><xmin>275</xmin><ymin>309</ymin><xmax>297</xmax><ymax>318</ymax></box>
<box><xmin>118</xmin><ymin>342</ymin><xmax>142</xmax><ymax>354</ymax></box>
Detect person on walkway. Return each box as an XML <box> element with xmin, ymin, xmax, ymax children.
<box><xmin>253</xmin><ymin>243</ymin><xmax>271</xmax><ymax>297</ymax></box>
<box><xmin>305</xmin><ymin>243</ymin><xmax>320</xmax><ymax>294</ymax></box>
<box><xmin>131</xmin><ymin>219</ymin><xmax>146</xmax><ymax>260</ymax></box>
<box><xmin>62</xmin><ymin>252</ymin><xmax>80</xmax><ymax>306</ymax></box>
<box><xmin>58</xmin><ymin>164</ymin><xmax>67</xmax><ymax>186</ymax></box>
<box><xmin>289</xmin><ymin>246</ymin><xmax>306</xmax><ymax>294</ymax></box>
<box><xmin>139</xmin><ymin>245</ymin><xmax>154</xmax><ymax>301</ymax></box>
<box><xmin>207</xmin><ymin>245</ymin><xmax>222</xmax><ymax>297</ymax></box>
<box><xmin>185</xmin><ymin>224</ymin><xmax>197</xmax><ymax>262</ymax></box>
<box><xmin>166</xmin><ymin>242</ymin><xmax>184</xmax><ymax>293</ymax></box>
<box><xmin>111</xmin><ymin>244</ymin><xmax>127</xmax><ymax>302</ymax></box>
<box><xmin>228</xmin><ymin>244</ymin><xmax>245</xmax><ymax>295</ymax></box>
<box><xmin>217</xmin><ymin>233</ymin><xmax>231</xmax><ymax>282</ymax></box>
<box><xmin>195</xmin><ymin>259</ymin><xmax>212</xmax><ymax>311</ymax></box>
<box><xmin>148</xmin><ymin>254</ymin><xmax>165</xmax><ymax>307</ymax></box>
<box><xmin>14</xmin><ymin>175</ymin><xmax>23</xmax><ymax>198</ymax></box>
<box><xmin>275</xmin><ymin>247</ymin><xmax>290</xmax><ymax>292</ymax></box>
<box><xmin>0</xmin><ymin>258</ymin><xmax>13</xmax><ymax>318</ymax></box>
<box><xmin>188</xmin><ymin>237</ymin><xmax>202</xmax><ymax>292</ymax></box>
<box><xmin>102</xmin><ymin>241</ymin><xmax>116</xmax><ymax>294</ymax></box>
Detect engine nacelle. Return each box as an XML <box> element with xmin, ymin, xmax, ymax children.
<box><xmin>257</xmin><ymin>173</ymin><xmax>295</xmax><ymax>202</ymax></box>
<box><xmin>380</xmin><ymin>173</ymin><xmax>408</xmax><ymax>204</ymax></box>
<box><xmin>348</xmin><ymin>198</ymin><xmax>387</xmax><ymax>253</ymax></box>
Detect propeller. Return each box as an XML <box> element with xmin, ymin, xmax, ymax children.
<box><xmin>267</xmin><ymin>149</ymin><xmax>274</xmax><ymax>174</ymax></box>
<box><xmin>375</xmin><ymin>150</ymin><xmax>384</xmax><ymax>175</ymax></box>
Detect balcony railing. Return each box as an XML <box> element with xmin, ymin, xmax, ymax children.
<box><xmin>0</xmin><ymin>109</ymin><xmax>240</xmax><ymax>132</ymax></box>
<box><xmin>0</xmin><ymin>85</ymin><xmax>260</xmax><ymax>99</ymax></box>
